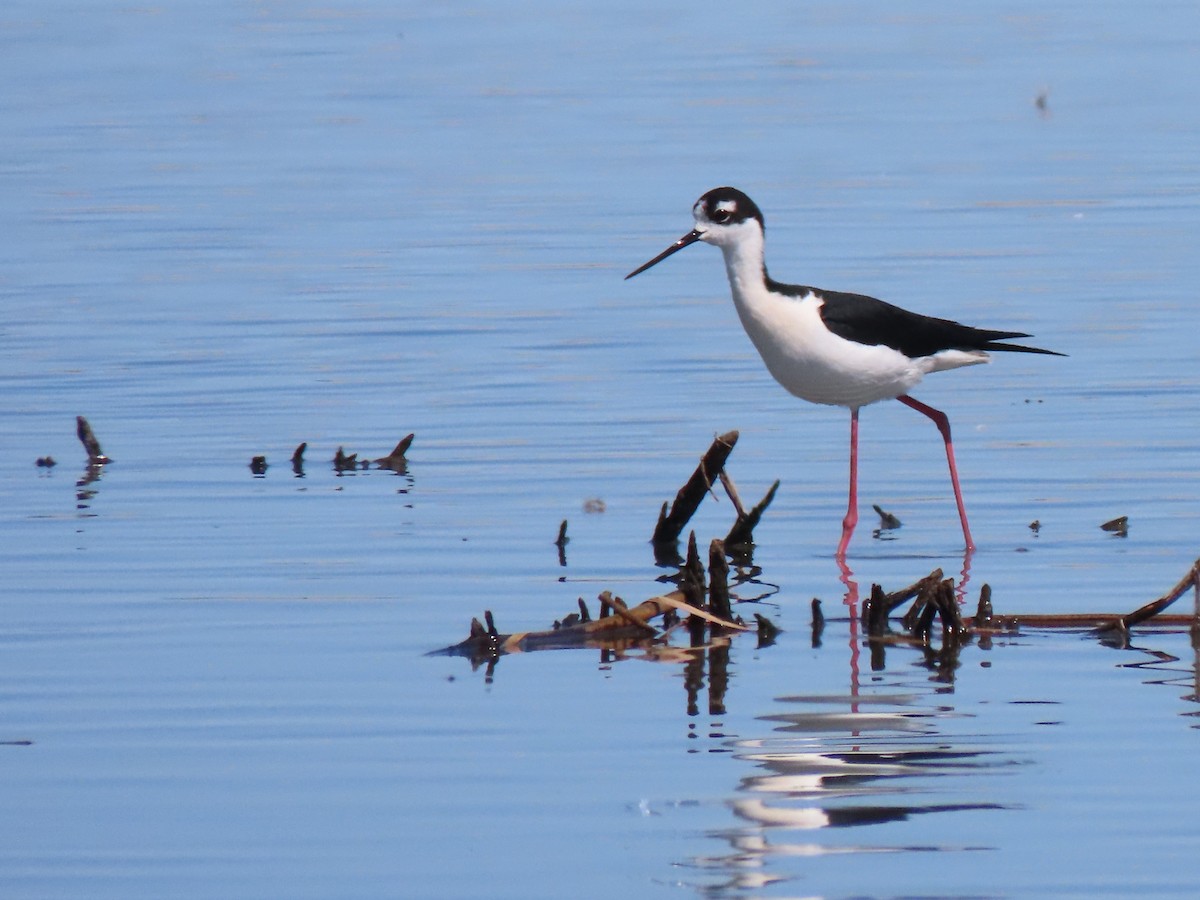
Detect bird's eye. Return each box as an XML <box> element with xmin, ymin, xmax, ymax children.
<box><xmin>711</xmin><ymin>208</ymin><xmax>733</xmax><ymax>224</ymax></box>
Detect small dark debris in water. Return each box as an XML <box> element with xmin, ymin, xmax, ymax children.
<box><xmin>249</xmin><ymin>455</ymin><xmax>268</xmax><ymax>476</ymax></box>
<box><xmin>76</xmin><ymin>416</ymin><xmax>111</xmax><ymax>465</ymax></box>
<box><xmin>554</xmin><ymin>613</ymin><xmax>580</xmax><ymax>630</ymax></box>
<box><xmin>554</xmin><ymin>520</ymin><xmax>569</xmax><ymax>566</ymax></box>
<box><xmin>333</xmin><ymin>446</ymin><xmax>358</xmax><ymax>473</ymax></box>
<box><xmin>1023</xmin><ymin>398</ymin><xmax>1045</xmax><ymax>404</ymax></box>
<box><xmin>35</xmin><ymin>456</ymin><xmax>56</xmax><ymax>468</ymax></box>
<box><xmin>1101</xmin><ymin>515</ymin><xmax>1129</xmax><ymax>537</ymax></box>
<box><xmin>872</xmin><ymin>504</ymin><xmax>902</xmax><ymax>530</ymax></box>
<box><xmin>0</xmin><ymin>740</ymin><xmax>33</xmax><ymax>746</ymax></box>
<box><xmin>974</xmin><ymin>583</ymin><xmax>993</xmax><ymax>627</ymax></box>
<box><xmin>291</xmin><ymin>442</ymin><xmax>306</xmax><ymax>476</ymax></box>
<box><xmin>1028</xmin><ymin>519</ymin><xmax>1041</xmax><ymax>534</ymax></box>
<box><xmin>754</xmin><ymin>613</ymin><xmax>780</xmax><ymax>647</ymax></box>
<box><xmin>1035</xmin><ymin>88</ymin><xmax>1050</xmax><ymax>116</ymax></box>
<box><xmin>374</xmin><ymin>434</ymin><xmax>414</xmax><ymax>472</ymax></box>
<box><xmin>583</xmin><ymin>497</ymin><xmax>606</xmax><ymax>514</ymax></box>
<box><xmin>811</xmin><ymin>597</ymin><xmax>824</xmax><ymax>647</ymax></box>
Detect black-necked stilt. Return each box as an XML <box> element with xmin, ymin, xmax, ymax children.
<box><xmin>625</xmin><ymin>187</ymin><xmax>1063</xmax><ymax>557</ymax></box>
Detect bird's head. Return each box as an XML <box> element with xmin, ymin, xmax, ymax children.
<box><xmin>625</xmin><ymin>187</ymin><xmax>765</xmax><ymax>279</ymax></box>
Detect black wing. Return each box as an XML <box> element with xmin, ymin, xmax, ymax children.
<box><xmin>770</xmin><ymin>280</ymin><xmax>1064</xmax><ymax>358</ymax></box>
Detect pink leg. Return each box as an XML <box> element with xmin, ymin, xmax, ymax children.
<box><xmin>836</xmin><ymin>408</ymin><xmax>860</xmax><ymax>558</ymax></box>
<box><xmin>896</xmin><ymin>394</ymin><xmax>976</xmax><ymax>552</ymax></box>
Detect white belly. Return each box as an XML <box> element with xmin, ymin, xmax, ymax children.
<box><xmin>731</xmin><ymin>289</ymin><xmax>988</xmax><ymax>409</ymax></box>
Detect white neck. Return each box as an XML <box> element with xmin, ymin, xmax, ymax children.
<box><xmin>717</xmin><ymin>228</ymin><xmax>770</xmax><ymax>310</ymax></box>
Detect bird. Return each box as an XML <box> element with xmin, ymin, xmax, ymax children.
<box><xmin>625</xmin><ymin>187</ymin><xmax>1063</xmax><ymax>557</ymax></box>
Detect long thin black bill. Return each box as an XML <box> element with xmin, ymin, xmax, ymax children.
<box><xmin>624</xmin><ymin>229</ymin><xmax>703</xmax><ymax>280</ymax></box>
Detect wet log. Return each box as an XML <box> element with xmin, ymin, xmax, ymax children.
<box><xmin>652</xmin><ymin>430</ymin><xmax>738</xmax><ymax>546</ymax></box>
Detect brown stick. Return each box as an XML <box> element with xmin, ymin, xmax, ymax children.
<box><xmin>1117</xmin><ymin>558</ymin><xmax>1200</xmax><ymax>629</ymax></box>
<box><xmin>375</xmin><ymin>434</ymin><xmax>414</xmax><ymax>468</ymax></box>
<box><xmin>718</xmin><ymin>471</ymin><xmax>747</xmax><ymax>519</ymax></box>
<box><xmin>887</xmin><ymin>569</ymin><xmax>943</xmax><ymax>615</ymax></box>
<box><xmin>597</xmin><ymin>592</ymin><xmax>658</xmax><ymax>634</ymax></box>
<box><xmin>708</xmin><ymin>539</ymin><xmax>732</xmax><ymax>621</ymax></box>
<box><xmin>76</xmin><ymin>416</ymin><xmax>110</xmax><ymax>464</ymax></box>
<box><xmin>652</xmin><ymin>430</ymin><xmax>739</xmax><ymax>545</ymax></box>
<box><xmin>725</xmin><ymin>479</ymin><xmax>780</xmax><ymax>547</ymax></box>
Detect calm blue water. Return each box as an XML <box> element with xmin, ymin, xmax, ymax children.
<box><xmin>3</xmin><ymin>1</ymin><xmax>1200</xmax><ymax>897</ymax></box>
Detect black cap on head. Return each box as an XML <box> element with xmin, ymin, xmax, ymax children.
<box><xmin>696</xmin><ymin>187</ymin><xmax>765</xmax><ymax>229</ymax></box>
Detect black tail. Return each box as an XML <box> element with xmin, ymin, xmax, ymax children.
<box><xmin>980</xmin><ymin>332</ymin><xmax>1066</xmax><ymax>357</ymax></box>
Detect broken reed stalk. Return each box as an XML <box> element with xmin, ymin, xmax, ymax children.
<box><xmin>886</xmin><ymin>569</ymin><xmax>943</xmax><ymax>615</ymax></box>
<box><xmin>974</xmin><ymin>584</ymin><xmax>993</xmax><ymax>627</ymax></box>
<box><xmin>375</xmin><ymin>434</ymin><xmax>414</xmax><ymax>469</ymax></box>
<box><xmin>708</xmin><ymin>539</ymin><xmax>732</xmax><ymax>622</ymax></box>
<box><xmin>863</xmin><ymin>583</ymin><xmax>889</xmax><ymax>637</ymax></box>
<box><xmin>681</xmin><ymin>532</ymin><xmax>706</xmax><ymax>606</ymax></box>
<box><xmin>681</xmin><ymin>532</ymin><xmax>708</xmax><ymax>644</ymax></box>
<box><xmin>75</xmin><ymin>416</ymin><xmax>110</xmax><ymax>464</ymax></box>
<box><xmin>652</xmin><ymin>430</ymin><xmax>739</xmax><ymax>545</ymax></box>
<box><xmin>724</xmin><ymin>478</ymin><xmax>780</xmax><ymax>547</ymax></box>
<box><xmin>389</xmin><ymin>433</ymin><xmax>415</xmax><ymax>458</ymax></box>
<box><xmin>718</xmin><ymin>471</ymin><xmax>747</xmax><ymax>520</ymax></box>
<box><xmin>1116</xmin><ymin>557</ymin><xmax>1200</xmax><ymax>630</ymax></box>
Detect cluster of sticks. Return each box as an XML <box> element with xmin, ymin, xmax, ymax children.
<box><xmin>41</xmin><ymin>417</ymin><xmax>415</xmax><ymax>482</ymax></box>
<box><xmin>438</xmin><ymin>430</ymin><xmax>781</xmax><ymax>665</ymax></box>
<box><xmin>250</xmin><ymin>434</ymin><xmax>413</xmax><ymax>477</ymax></box>
<box><xmin>650</xmin><ymin>430</ymin><xmax>778</xmax><ymax>555</ymax></box>
<box><xmin>860</xmin><ymin>557</ymin><xmax>1200</xmax><ymax>654</ymax></box>
<box><xmin>444</xmin><ymin>581</ymin><xmax>758</xmax><ymax>664</ymax></box>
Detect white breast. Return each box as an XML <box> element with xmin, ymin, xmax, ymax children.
<box><xmin>727</xmin><ymin>281</ymin><xmax>988</xmax><ymax>409</ymax></box>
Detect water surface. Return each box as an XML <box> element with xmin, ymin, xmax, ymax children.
<box><xmin>3</xmin><ymin>1</ymin><xmax>1200</xmax><ymax>897</ymax></box>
